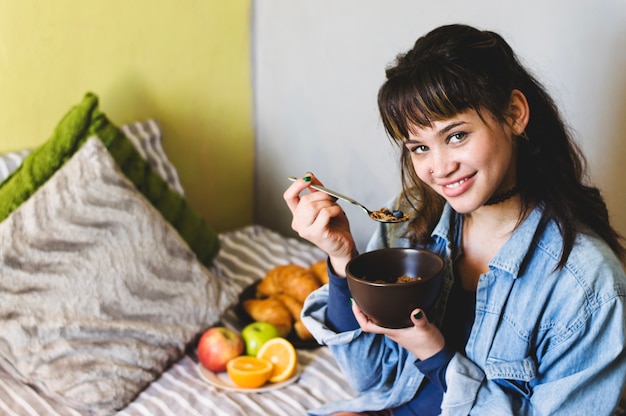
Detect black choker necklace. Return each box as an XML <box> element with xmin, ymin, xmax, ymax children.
<box><xmin>484</xmin><ymin>186</ymin><xmax>519</xmax><ymax>206</ymax></box>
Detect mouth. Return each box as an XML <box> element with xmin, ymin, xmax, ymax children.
<box><xmin>444</xmin><ymin>177</ymin><xmax>469</xmax><ymax>189</ymax></box>
<box><xmin>439</xmin><ymin>173</ymin><xmax>476</xmax><ymax>198</ymax></box>
<box><xmin>442</xmin><ymin>173</ymin><xmax>475</xmax><ymax>188</ymax></box>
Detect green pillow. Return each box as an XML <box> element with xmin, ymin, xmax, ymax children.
<box><xmin>0</xmin><ymin>92</ymin><xmax>219</xmax><ymax>266</ymax></box>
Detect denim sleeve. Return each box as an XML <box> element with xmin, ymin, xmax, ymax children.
<box><xmin>300</xmin><ymin>266</ymin><xmax>429</xmax><ymax>413</ymax></box>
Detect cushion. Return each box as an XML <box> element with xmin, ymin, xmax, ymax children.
<box><xmin>0</xmin><ymin>137</ymin><xmax>234</xmax><ymax>414</ymax></box>
<box><xmin>120</xmin><ymin>119</ymin><xmax>185</xmax><ymax>195</ymax></box>
<box><xmin>0</xmin><ymin>120</ymin><xmax>184</xmax><ymax>193</ymax></box>
<box><xmin>0</xmin><ymin>148</ymin><xmax>31</xmax><ymax>184</ymax></box>
<box><xmin>0</xmin><ymin>92</ymin><xmax>219</xmax><ymax>266</ymax></box>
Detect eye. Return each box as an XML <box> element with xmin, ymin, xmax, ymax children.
<box><xmin>409</xmin><ymin>144</ymin><xmax>429</xmax><ymax>154</ymax></box>
<box><xmin>448</xmin><ymin>132</ymin><xmax>467</xmax><ymax>144</ymax></box>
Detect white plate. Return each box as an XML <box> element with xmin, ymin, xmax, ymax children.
<box><xmin>195</xmin><ymin>363</ymin><xmax>301</xmax><ymax>393</ymax></box>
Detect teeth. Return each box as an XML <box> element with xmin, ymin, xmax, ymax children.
<box><xmin>445</xmin><ymin>178</ymin><xmax>466</xmax><ymax>189</ymax></box>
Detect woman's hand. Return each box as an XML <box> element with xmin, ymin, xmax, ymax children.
<box><xmin>283</xmin><ymin>174</ymin><xmax>358</xmax><ymax>276</ymax></box>
<box><xmin>352</xmin><ymin>302</ymin><xmax>445</xmax><ymax>361</ymax></box>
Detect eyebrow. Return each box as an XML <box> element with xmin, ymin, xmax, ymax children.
<box><xmin>405</xmin><ymin>121</ymin><xmax>468</xmax><ymax>143</ymax></box>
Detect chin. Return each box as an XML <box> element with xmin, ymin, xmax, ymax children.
<box><xmin>446</xmin><ymin>199</ymin><xmax>483</xmax><ymax>214</ymax></box>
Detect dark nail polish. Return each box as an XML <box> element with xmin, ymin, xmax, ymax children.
<box><xmin>413</xmin><ymin>311</ymin><xmax>423</xmax><ymax>320</ymax></box>
<box><xmin>303</xmin><ymin>176</ymin><xmax>312</xmax><ymax>182</ymax></box>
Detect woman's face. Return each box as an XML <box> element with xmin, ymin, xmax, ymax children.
<box><xmin>404</xmin><ymin>108</ymin><xmax>517</xmax><ymax>214</ymax></box>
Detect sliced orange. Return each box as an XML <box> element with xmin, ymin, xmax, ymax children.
<box><xmin>226</xmin><ymin>356</ymin><xmax>273</xmax><ymax>388</ymax></box>
<box><xmin>256</xmin><ymin>337</ymin><xmax>297</xmax><ymax>383</ymax></box>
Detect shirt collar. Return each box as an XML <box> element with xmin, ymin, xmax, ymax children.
<box><xmin>489</xmin><ymin>206</ymin><xmax>543</xmax><ymax>278</ymax></box>
<box><xmin>431</xmin><ymin>203</ymin><xmax>458</xmax><ymax>243</ymax></box>
<box><xmin>431</xmin><ymin>203</ymin><xmax>545</xmax><ymax>278</ymax></box>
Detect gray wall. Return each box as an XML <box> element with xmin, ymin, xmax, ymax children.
<box><xmin>253</xmin><ymin>1</ymin><xmax>626</xmax><ymax>251</ymax></box>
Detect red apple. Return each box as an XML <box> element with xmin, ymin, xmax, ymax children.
<box><xmin>197</xmin><ymin>327</ymin><xmax>244</xmax><ymax>372</ymax></box>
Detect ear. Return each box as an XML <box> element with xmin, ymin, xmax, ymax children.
<box><xmin>507</xmin><ymin>89</ymin><xmax>530</xmax><ymax>135</ymax></box>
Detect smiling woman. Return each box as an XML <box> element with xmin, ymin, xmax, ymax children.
<box><xmin>284</xmin><ymin>23</ymin><xmax>626</xmax><ymax>416</ymax></box>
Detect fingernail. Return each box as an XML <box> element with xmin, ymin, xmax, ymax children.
<box><xmin>302</xmin><ymin>176</ymin><xmax>312</xmax><ymax>182</ymax></box>
<box><xmin>413</xmin><ymin>311</ymin><xmax>423</xmax><ymax>320</ymax></box>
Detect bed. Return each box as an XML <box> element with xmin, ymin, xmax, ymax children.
<box><xmin>0</xmin><ymin>224</ymin><xmax>356</xmax><ymax>416</ymax></box>
<box><xmin>1</xmin><ymin>94</ymin><xmax>624</xmax><ymax>416</ymax></box>
<box><xmin>0</xmin><ymin>93</ymin><xmax>356</xmax><ymax>416</ymax></box>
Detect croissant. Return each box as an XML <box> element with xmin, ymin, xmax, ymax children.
<box><xmin>275</xmin><ymin>294</ymin><xmax>314</xmax><ymax>341</ymax></box>
<box><xmin>242</xmin><ymin>298</ymin><xmax>292</xmax><ymax>337</ymax></box>
<box><xmin>294</xmin><ymin>320</ymin><xmax>313</xmax><ymax>341</ymax></box>
<box><xmin>309</xmin><ymin>259</ymin><xmax>329</xmax><ymax>285</ymax></box>
<box><xmin>275</xmin><ymin>294</ymin><xmax>302</xmax><ymax>319</ymax></box>
<box><xmin>257</xmin><ymin>264</ymin><xmax>321</xmax><ymax>303</ymax></box>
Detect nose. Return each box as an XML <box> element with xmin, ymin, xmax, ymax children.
<box><xmin>429</xmin><ymin>149</ymin><xmax>455</xmax><ymax>178</ymax></box>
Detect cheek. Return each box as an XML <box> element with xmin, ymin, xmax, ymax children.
<box><xmin>467</xmin><ymin>140</ymin><xmax>498</xmax><ymax>168</ymax></box>
<box><xmin>410</xmin><ymin>158</ymin><xmax>432</xmax><ymax>183</ymax></box>
<box><xmin>487</xmin><ymin>140</ymin><xmax>515</xmax><ymax>170</ymax></box>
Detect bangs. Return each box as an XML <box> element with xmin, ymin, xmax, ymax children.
<box><xmin>378</xmin><ymin>66</ymin><xmax>480</xmax><ymax>141</ymax></box>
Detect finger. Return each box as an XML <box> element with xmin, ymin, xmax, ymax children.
<box><xmin>352</xmin><ymin>300</ymin><xmax>386</xmax><ymax>334</ymax></box>
<box><xmin>303</xmin><ymin>176</ymin><xmax>338</xmax><ymax>202</ymax></box>
<box><xmin>283</xmin><ymin>173</ymin><xmax>314</xmax><ymax>213</ymax></box>
<box><xmin>410</xmin><ymin>308</ymin><xmax>428</xmax><ymax>328</ymax></box>
<box><xmin>311</xmin><ymin>203</ymin><xmax>345</xmax><ymax>228</ymax></box>
<box><xmin>291</xmin><ymin>196</ymin><xmax>341</xmax><ymax>235</ymax></box>
<box><xmin>351</xmin><ymin>300</ymin><xmax>370</xmax><ymax>327</ymax></box>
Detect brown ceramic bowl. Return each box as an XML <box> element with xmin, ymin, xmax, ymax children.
<box><xmin>346</xmin><ymin>248</ymin><xmax>445</xmax><ymax>329</ymax></box>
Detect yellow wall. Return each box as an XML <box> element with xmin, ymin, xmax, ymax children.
<box><xmin>0</xmin><ymin>0</ymin><xmax>253</xmax><ymax>232</ymax></box>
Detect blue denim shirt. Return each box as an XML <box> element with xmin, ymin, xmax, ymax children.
<box><xmin>302</xmin><ymin>202</ymin><xmax>626</xmax><ymax>415</ymax></box>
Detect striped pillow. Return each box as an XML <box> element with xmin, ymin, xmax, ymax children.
<box><xmin>120</xmin><ymin>119</ymin><xmax>185</xmax><ymax>195</ymax></box>
<box><xmin>0</xmin><ymin>136</ymin><xmax>232</xmax><ymax>414</ymax></box>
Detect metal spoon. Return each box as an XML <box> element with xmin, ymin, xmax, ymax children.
<box><xmin>287</xmin><ymin>176</ymin><xmax>409</xmax><ymax>223</ymax></box>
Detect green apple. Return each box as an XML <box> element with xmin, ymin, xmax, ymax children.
<box><xmin>241</xmin><ymin>321</ymin><xmax>281</xmax><ymax>356</ymax></box>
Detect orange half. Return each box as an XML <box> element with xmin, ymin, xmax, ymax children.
<box><xmin>226</xmin><ymin>356</ymin><xmax>273</xmax><ymax>388</ymax></box>
<box><xmin>256</xmin><ymin>337</ymin><xmax>297</xmax><ymax>383</ymax></box>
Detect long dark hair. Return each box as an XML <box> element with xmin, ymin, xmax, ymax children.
<box><xmin>378</xmin><ymin>24</ymin><xmax>625</xmax><ymax>267</ymax></box>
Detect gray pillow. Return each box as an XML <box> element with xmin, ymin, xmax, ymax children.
<box><xmin>120</xmin><ymin>119</ymin><xmax>185</xmax><ymax>195</ymax></box>
<box><xmin>0</xmin><ymin>137</ymin><xmax>234</xmax><ymax>414</ymax></box>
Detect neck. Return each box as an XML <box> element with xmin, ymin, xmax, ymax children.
<box><xmin>484</xmin><ymin>186</ymin><xmax>519</xmax><ymax>206</ymax></box>
<box><xmin>465</xmin><ymin>191</ymin><xmax>523</xmax><ymax>236</ymax></box>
